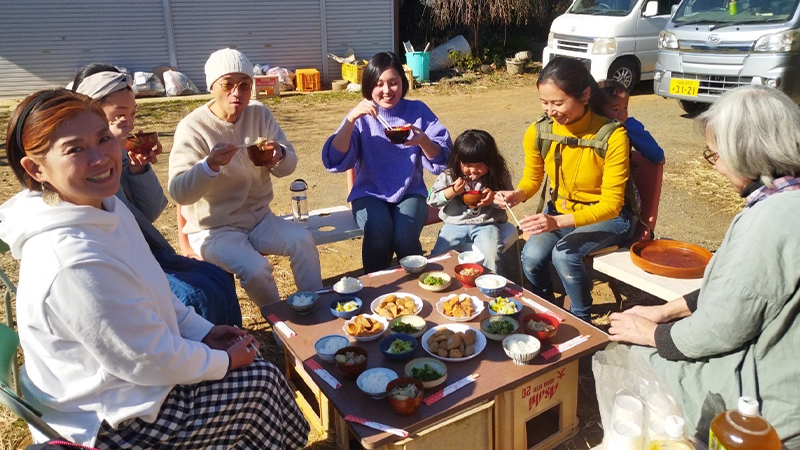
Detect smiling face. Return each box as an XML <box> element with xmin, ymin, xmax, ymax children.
<box><xmin>23</xmin><ymin>111</ymin><xmax>121</xmax><ymax>208</ymax></box>
<box><xmin>209</xmin><ymin>73</ymin><xmax>253</xmax><ymax>122</ymax></box>
<box><xmin>371</xmin><ymin>68</ymin><xmax>403</xmax><ymax>109</ymax></box>
<box><xmin>538</xmin><ymin>81</ymin><xmax>590</xmax><ymax>125</ymax></box>
<box><xmin>604</xmin><ymin>95</ymin><xmax>629</xmax><ymax>122</ymax></box>
<box><xmin>101</xmin><ymin>89</ymin><xmax>137</xmax><ymax>143</ymax></box>
<box><xmin>460</xmin><ymin>162</ymin><xmax>489</xmax><ymax>181</ymax></box>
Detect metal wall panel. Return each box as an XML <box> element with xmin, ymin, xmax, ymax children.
<box><xmin>324</xmin><ymin>0</ymin><xmax>395</xmax><ymax>83</ymax></box>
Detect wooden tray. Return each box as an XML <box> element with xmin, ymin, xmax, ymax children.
<box><xmin>629</xmin><ymin>239</ymin><xmax>712</xmax><ymax>279</ymax></box>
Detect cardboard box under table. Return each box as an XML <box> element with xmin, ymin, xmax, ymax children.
<box><xmin>263</xmin><ymin>251</ymin><xmax>608</xmax><ymax>450</ymax></box>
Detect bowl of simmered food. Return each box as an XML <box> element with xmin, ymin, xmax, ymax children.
<box><xmin>453</xmin><ymin>263</ymin><xmax>484</xmax><ymax>287</ymax></box>
<box><xmin>388</xmin><ymin>315</ymin><xmax>427</xmax><ymax>338</ymax></box>
<box><xmin>386</xmin><ymin>377</ymin><xmax>424</xmax><ymax>415</ymax></box>
<box><xmin>522</xmin><ymin>313</ymin><xmax>560</xmax><ymax>342</ymax></box>
<box><xmin>418</xmin><ymin>271</ymin><xmax>451</xmax><ymax>292</ymax></box>
<box><xmin>334</xmin><ymin>346</ymin><xmax>368</xmax><ymax>379</ymax></box>
<box><xmin>329</xmin><ymin>297</ymin><xmax>362</xmax><ymax>319</ymax></box>
<box><xmin>404</xmin><ymin>357</ymin><xmax>448</xmax><ymax>389</ymax></box>
<box><xmin>343</xmin><ymin>314</ymin><xmax>388</xmax><ymax>342</ymax></box>
<box><xmin>124</xmin><ymin>131</ymin><xmax>159</xmax><ymax>154</ymax></box>
<box><xmin>371</xmin><ymin>292</ymin><xmax>424</xmax><ymax>320</ymax></box>
<box><xmin>384</xmin><ymin>126</ymin><xmax>412</xmax><ymax>144</ymax></box>
<box><xmin>435</xmin><ymin>293</ymin><xmax>483</xmax><ymax>322</ymax></box>
<box><xmin>246</xmin><ymin>137</ymin><xmax>274</xmax><ymax>166</ymax></box>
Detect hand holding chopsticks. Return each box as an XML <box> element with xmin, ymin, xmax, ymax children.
<box><xmin>374</xmin><ymin>113</ymin><xmax>393</xmax><ymax>131</ymax></box>
<box><xmin>497</xmin><ymin>192</ymin><xmax>522</xmax><ymax>229</ymax></box>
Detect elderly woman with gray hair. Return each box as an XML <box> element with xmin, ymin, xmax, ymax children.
<box><xmin>608</xmin><ymin>86</ymin><xmax>800</xmax><ymax>447</ymax></box>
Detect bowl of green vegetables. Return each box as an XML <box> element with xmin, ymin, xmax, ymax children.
<box><xmin>329</xmin><ymin>297</ymin><xmax>362</xmax><ymax>319</ymax></box>
<box><xmin>479</xmin><ymin>316</ymin><xmax>520</xmax><ymax>341</ymax></box>
<box><xmin>388</xmin><ymin>314</ymin><xmax>427</xmax><ymax>338</ymax></box>
<box><xmin>418</xmin><ymin>271</ymin><xmax>452</xmax><ymax>292</ymax></box>
<box><xmin>404</xmin><ymin>357</ymin><xmax>448</xmax><ymax>389</ymax></box>
<box><xmin>379</xmin><ymin>333</ymin><xmax>418</xmax><ymax>362</ymax></box>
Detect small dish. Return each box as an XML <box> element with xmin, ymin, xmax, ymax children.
<box><xmin>342</xmin><ymin>314</ymin><xmax>388</xmax><ymax>342</ymax></box>
<box><xmin>404</xmin><ymin>357</ymin><xmax>448</xmax><ymax>389</ymax></box>
<box><xmin>386</xmin><ymin>377</ymin><xmax>424</xmax><ymax>415</ymax></box>
<box><xmin>334</xmin><ymin>346</ymin><xmax>369</xmax><ymax>380</ymax></box>
<box><xmin>475</xmin><ymin>274</ymin><xmax>507</xmax><ymax>297</ymax></box>
<box><xmin>371</xmin><ymin>292</ymin><xmax>424</xmax><ymax>319</ymax></box>
<box><xmin>521</xmin><ymin>313</ymin><xmax>560</xmax><ymax>342</ymax></box>
<box><xmin>379</xmin><ymin>333</ymin><xmax>418</xmax><ymax>362</ymax></box>
<box><xmin>435</xmin><ymin>293</ymin><xmax>484</xmax><ymax>322</ymax></box>
<box><xmin>314</xmin><ymin>335</ymin><xmax>350</xmax><ymax>363</ymax></box>
<box><xmin>453</xmin><ymin>263</ymin><xmax>484</xmax><ymax>287</ymax></box>
<box><xmin>502</xmin><ymin>334</ymin><xmax>541</xmax><ymax>365</ymax></box>
<box><xmin>418</xmin><ymin>271</ymin><xmax>452</xmax><ymax>292</ymax></box>
<box><xmin>388</xmin><ymin>315</ymin><xmax>427</xmax><ymax>338</ymax></box>
<box><xmin>420</xmin><ymin>324</ymin><xmax>487</xmax><ymax>362</ymax></box>
<box><xmin>286</xmin><ymin>291</ymin><xmax>319</xmax><ymax>315</ymax></box>
<box><xmin>457</xmin><ymin>250</ymin><xmax>485</xmax><ymax>266</ymax></box>
<box><xmin>487</xmin><ymin>297</ymin><xmax>522</xmax><ymax>317</ymax></box>
<box><xmin>399</xmin><ymin>255</ymin><xmax>428</xmax><ymax>274</ymax></box>
<box><xmin>480</xmin><ymin>316</ymin><xmax>520</xmax><ymax>341</ymax></box>
<box><xmin>329</xmin><ymin>297</ymin><xmax>362</xmax><ymax>319</ymax></box>
<box><xmin>357</xmin><ymin>367</ymin><xmax>398</xmax><ymax>399</ymax></box>
<box><xmin>333</xmin><ymin>276</ymin><xmax>363</xmax><ymax>294</ymax></box>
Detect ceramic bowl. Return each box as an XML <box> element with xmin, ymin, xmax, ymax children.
<box><xmin>521</xmin><ymin>313</ymin><xmax>560</xmax><ymax>342</ymax></box>
<box><xmin>384</xmin><ymin>126</ymin><xmax>411</xmax><ymax>144</ymax></box>
<box><xmin>386</xmin><ymin>377</ymin><xmax>424</xmax><ymax>415</ymax></box>
<box><xmin>333</xmin><ymin>277</ymin><xmax>363</xmax><ymax>294</ymax></box>
<box><xmin>370</xmin><ymin>292</ymin><xmax>424</xmax><ymax>319</ymax></box>
<box><xmin>420</xmin><ymin>324</ymin><xmax>487</xmax><ymax>362</ymax></box>
<box><xmin>388</xmin><ymin>315</ymin><xmax>427</xmax><ymax>338</ymax></box>
<box><xmin>475</xmin><ymin>274</ymin><xmax>507</xmax><ymax>297</ymax></box>
<box><xmin>333</xmin><ymin>346</ymin><xmax>369</xmax><ymax>380</ymax></box>
<box><xmin>435</xmin><ymin>293</ymin><xmax>484</xmax><ymax>322</ymax></box>
<box><xmin>479</xmin><ymin>316</ymin><xmax>520</xmax><ymax>341</ymax></box>
<box><xmin>453</xmin><ymin>263</ymin><xmax>484</xmax><ymax>287</ymax></box>
<box><xmin>502</xmin><ymin>334</ymin><xmax>541</xmax><ymax>365</ymax></box>
<box><xmin>418</xmin><ymin>271</ymin><xmax>452</xmax><ymax>292</ymax></box>
<box><xmin>457</xmin><ymin>250</ymin><xmax>485</xmax><ymax>266</ymax></box>
<box><xmin>404</xmin><ymin>357</ymin><xmax>448</xmax><ymax>389</ymax></box>
<box><xmin>342</xmin><ymin>314</ymin><xmax>388</xmax><ymax>342</ymax></box>
<box><xmin>124</xmin><ymin>131</ymin><xmax>158</xmax><ymax>154</ymax></box>
<box><xmin>314</xmin><ymin>335</ymin><xmax>350</xmax><ymax>363</ymax></box>
<box><xmin>399</xmin><ymin>255</ymin><xmax>428</xmax><ymax>274</ymax></box>
<box><xmin>286</xmin><ymin>291</ymin><xmax>319</xmax><ymax>315</ymax></box>
<box><xmin>357</xmin><ymin>368</ymin><xmax>398</xmax><ymax>399</ymax></box>
<box><xmin>379</xmin><ymin>333</ymin><xmax>418</xmax><ymax>362</ymax></box>
<box><xmin>487</xmin><ymin>297</ymin><xmax>522</xmax><ymax>318</ymax></box>
<box><xmin>329</xmin><ymin>297</ymin><xmax>362</xmax><ymax>319</ymax></box>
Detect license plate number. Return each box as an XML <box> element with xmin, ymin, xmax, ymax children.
<box><xmin>669</xmin><ymin>79</ymin><xmax>699</xmax><ymax>97</ymax></box>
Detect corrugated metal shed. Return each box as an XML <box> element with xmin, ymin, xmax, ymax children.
<box><xmin>0</xmin><ymin>0</ymin><xmax>396</xmax><ymax>98</ymax></box>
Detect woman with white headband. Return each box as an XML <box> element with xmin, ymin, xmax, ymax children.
<box><xmin>71</xmin><ymin>63</ymin><xmax>242</xmax><ymax>327</ymax></box>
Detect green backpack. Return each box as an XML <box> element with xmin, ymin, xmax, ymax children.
<box><xmin>533</xmin><ymin>113</ymin><xmax>641</xmax><ymax>226</ymax></box>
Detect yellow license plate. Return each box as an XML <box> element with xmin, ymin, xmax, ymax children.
<box><xmin>669</xmin><ymin>79</ymin><xmax>699</xmax><ymax>97</ymax></box>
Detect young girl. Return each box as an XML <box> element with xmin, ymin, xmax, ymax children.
<box><xmin>428</xmin><ymin>130</ymin><xmax>513</xmax><ymax>272</ymax></box>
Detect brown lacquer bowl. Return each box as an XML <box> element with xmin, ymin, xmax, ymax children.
<box><xmin>385</xmin><ymin>126</ymin><xmax>411</xmax><ymax>144</ymax></box>
<box><xmin>124</xmin><ymin>131</ymin><xmax>158</xmax><ymax>154</ymax></box>
<box><xmin>629</xmin><ymin>239</ymin><xmax>712</xmax><ymax>279</ymax></box>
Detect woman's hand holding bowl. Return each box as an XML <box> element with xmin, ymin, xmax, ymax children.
<box><xmin>126</xmin><ymin>130</ymin><xmax>162</xmax><ymax>173</ymax></box>
<box><xmin>403</xmin><ymin>125</ymin><xmax>429</xmax><ymax>147</ymax></box>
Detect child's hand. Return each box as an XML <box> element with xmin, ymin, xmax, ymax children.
<box><xmin>477</xmin><ymin>188</ymin><xmax>495</xmax><ymax>207</ymax></box>
<box><xmin>452</xmin><ymin>177</ymin><xmax>467</xmax><ymax>195</ymax></box>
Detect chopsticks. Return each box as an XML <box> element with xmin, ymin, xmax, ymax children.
<box><xmin>234</xmin><ymin>325</ymin><xmax>263</xmax><ymax>359</ymax></box>
<box><xmin>498</xmin><ymin>193</ymin><xmax>522</xmax><ymax>229</ymax></box>
<box><xmin>374</xmin><ymin>113</ymin><xmax>393</xmax><ymax>131</ymax></box>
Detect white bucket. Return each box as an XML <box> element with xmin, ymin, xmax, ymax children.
<box><xmin>430</xmin><ymin>35</ymin><xmax>471</xmax><ymax>72</ymax></box>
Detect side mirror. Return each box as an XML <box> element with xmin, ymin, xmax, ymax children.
<box><xmin>671</xmin><ymin>3</ymin><xmax>679</xmax><ymax>15</ymax></box>
<box><xmin>643</xmin><ymin>0</ymin><xmax>659</xmax><ymax>16</ymax></box>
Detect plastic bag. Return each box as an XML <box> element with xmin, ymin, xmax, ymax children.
<box><xmin>266</xmin><ymin>66</ymin><xmax>295</xmax><ymax>91</ymax></box>
<box><xmin>163</xmin><ymin>70</ymin><xmax>200</xmax><ymax>96</ymax></box>
<box><xmin>131</xmin><ymin>71</ymin><xmax>165</xmax><ymax>97</ymax></box>
<box><xmin>593</xmin><ymin>343</ymin><xmax>685</xmax><ymax>449</ymax></box>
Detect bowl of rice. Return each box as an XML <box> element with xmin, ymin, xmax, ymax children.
<box><xmin>502</xmin><ymin>334</ymin><xmax>541</xmax><ymax>365</ymax></box>
<box><xmin>314</xmin><ymin>335</ymin><xmax>350</xmax><ymax>363</ymax></box>
<box><xmin>287</xmin><ymin>291</ymin><xmax>319</xmax><ymax>315</ymax></box>
<box><xmin>399</xmin><ymin>255</ymin><xmax>428</xmax><ymax>274</ymax></box>
<box><xmin>333</xmin><ymin>276</ymin><xmax>363</xmax><ymax>294</ymax></box>
<box><xmin>357</xmin><ymin>368</ymin><xmax>398</xmax><ymax>399</ymax></box>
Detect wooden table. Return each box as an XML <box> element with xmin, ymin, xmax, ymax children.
<box><xmin>263</xmin><ymin>252</ymin><xmax>609</xmax><ymax>450</ymax></box>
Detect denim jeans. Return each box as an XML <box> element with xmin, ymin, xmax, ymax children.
<box><xmin>521</xmin><ymin>205</ymin><xmax>634</xmax><ymax>321</ymax></box>
<box><xmin>432</xmin><ymin>223</ymin><xmax>503</xmax><ymax>273</ymax></box>
<box><xmin>352</xmin><ymin>194</ymin><xmax>428</xmax><ymax>273</ymax></box>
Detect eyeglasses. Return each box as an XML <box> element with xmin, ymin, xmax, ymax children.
<box><xmin>217</xmin><ymin>79</ymin><xmax>253</xmax><ymax>93</ymax></box>
<box><xmin>703</xmin><ymin>147</ymin><xmax>719</xmax><ymax>165</ymax></box>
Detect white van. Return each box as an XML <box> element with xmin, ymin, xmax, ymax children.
<box><xmin>543</xmin><ymin>0</ymin><xmax>681</xmax><ymax>90</ymax></box>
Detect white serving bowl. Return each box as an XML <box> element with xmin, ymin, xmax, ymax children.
<box><xmin>435</xmin><ymin>293</ymin><xmax>484</xmax><ymax>322</ymax></box>
<box><xmin>502</xmin><ymin>334</ymin><xmax>541</xmax><ymax>365</ymax></box>
<box><xmin>342</xmin><ymin>314</ymin><xmax>389</xmax><ymax>342</ymax></box>
<box><xmin>333</xmin><ymin>276</ymin><xmax>363</xmax><ymax>294</ymax></box>
<box><xmin>420</xmin><ymin>324</ymin><xmax>487</xmax><ymax>362</ymax></box>
<box><xmin>314</xmin><ymin>335</ymin><xmax>350</xmax><ymax>363</ymax></box>
<box><xmin>371</xmin><ymin>292</ymin><xmax>424</xmax><ymax>319</ymax></box>
<box><xmin>457</xmin><ymin>250</ymin><xmax>485</xmax><ymax>266</ymax></box>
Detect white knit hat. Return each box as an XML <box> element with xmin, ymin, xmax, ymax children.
<box><xmin>204</xmin><ymin>48</ymin><xmax>254</xmax><ymax>91</ymax></box>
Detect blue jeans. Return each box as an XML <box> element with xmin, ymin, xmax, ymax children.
<box><xmin>432</xmin><ymin>223</ymin><xmax>503</xmax><ymax>273</ymax></box>
<box><xmin>352</xmin><ymin>195</ymin><xmax>428</xmax><ymax>273</ymax></box>
<box><xmin>520</xmin><ymin>205</ymin><xmax>634</xmax><ymax>321</ymax></box>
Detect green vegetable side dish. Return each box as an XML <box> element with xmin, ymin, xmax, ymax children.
<box><xmin>391</xmin><ymin>320</ymin><xmax>422</xmax><ymax>333</ymax></box>
<box><xmin>335</xmin><ymin>300</ymin><xmax>358</xmax><ymax>312</ymax></box>
<box><xmin>411</xmin><ymin>363</ymin><xmax>443</xmax><ymax>381</ymax></box>
<box><xmin>388</xmin><ymin>339</ymin><xmax>414</xmax><ymax>354</ymax></box>
<box><xmin>489</xmin><ymin>297</ymin><xmax>518</xmax><ymax>314</ymax></box>
<box><xmin>486</xmin><ymin>319</ymin><xmax>515</xmax><ymax>335</ymax></box>
<box><xmin>422</xmin><ymin>275</ymin><xmax>446</xmax><ymax>286</ymax></box>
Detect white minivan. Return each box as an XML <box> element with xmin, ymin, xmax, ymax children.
<box><xmin>543</xmin><ymin>0</ymin><xmax>682</xmax><ymax>90</ymax></box>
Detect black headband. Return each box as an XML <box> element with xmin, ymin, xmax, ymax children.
<box><xmin>13</xmin><ymin>89</ymin><xmax>63</xmax><ymax>154</ymax></box>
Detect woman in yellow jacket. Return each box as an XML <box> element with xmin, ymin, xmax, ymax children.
<box><xmin>497</xmin><ymin>58</ymin><xmax>633</xmax><ymax>322</ymax></box>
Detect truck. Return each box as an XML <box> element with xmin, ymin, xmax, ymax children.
<box><xmin>654</xmin><ymin>0</ymin><xmax>800</xmax><ymax>114</ymax></box>
<box><xmin>543</xmin><ymin>0</ymin><xmax>682</xmax><ymax>91</ymax></box>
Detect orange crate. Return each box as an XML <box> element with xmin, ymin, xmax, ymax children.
<box><xmin>295</xmin><ymin>68</ymin><xmax>321</xmax><ymax>92</ymax></box>
<box><xmin>341</xmin><ymin>61</ymin><xmax>366</xmax><ymax>84</ymax></box>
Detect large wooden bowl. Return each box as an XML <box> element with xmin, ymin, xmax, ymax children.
<box><xmin>629</xmin><ymin>239</ymin><xmax>712</xmax><ymax>279</ymax></box>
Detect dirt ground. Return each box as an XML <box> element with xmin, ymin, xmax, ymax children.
<box><xmin>0</xmin><ymin>74</ymin><xmax>741</xmax><ymax>449</ymax></box>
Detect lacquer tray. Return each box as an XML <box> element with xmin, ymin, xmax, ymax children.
<box><xmin>629</xmin><ymin>239</ymin><xmax>712</xmax><ymax>279</ymax></box>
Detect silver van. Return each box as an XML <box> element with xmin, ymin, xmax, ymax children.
<box><xmin>654</xmin><ymin>0</ymin><xmax>800</xmax><ymax>113</ymax></box>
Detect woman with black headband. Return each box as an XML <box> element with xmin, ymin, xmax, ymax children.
<box><xmin>0</xmin><ymin>89</ymin><xmax>308</xmax><ymax>449</ymax></box>
<box><xmin>70</xmin><ymin>63</ymin><xmax>242</xmax><ymax>327</ymax></box>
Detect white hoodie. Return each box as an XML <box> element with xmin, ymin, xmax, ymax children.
<box><xmin>0</xmin><ymin>191</ymin><xmax>229</xmax><ymax>445</ymax></box>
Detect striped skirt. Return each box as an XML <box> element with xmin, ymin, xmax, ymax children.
<box><xmin>95</xmin><ymin>360</ymin><xmax>309</xmax><ymax>450</ymax></box>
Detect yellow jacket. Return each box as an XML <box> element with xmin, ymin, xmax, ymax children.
<box><xmin>517</xmin><ymin>110</ymin><xmax>630</xmax><ymax>227</ymax></box>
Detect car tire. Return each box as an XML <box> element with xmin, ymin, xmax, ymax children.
<box><xmin>678</xmin><ymin>100</ymin><xmax>709</xmax><ymax>116</ymax></box>
<box><xmin>608</xmin><ymin>59</ymin><xmax>639</xmax><ymax>92</ymax></box>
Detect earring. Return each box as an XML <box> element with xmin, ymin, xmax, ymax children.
<box><xmin>41</xmin><ymin>182</ymin><xmax>60</xmax><ymax>206</ymax></box>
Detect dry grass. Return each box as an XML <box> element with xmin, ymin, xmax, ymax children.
<box><xmin>665</xmin><ymin>158</ymin><xmax>745</xmax><ymax>216</ymax></box>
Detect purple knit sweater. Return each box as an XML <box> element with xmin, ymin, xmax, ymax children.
<box><xmin>322</xmin><ymin>98</ymin><xmax>452</xmax><ymax>203</ymax></box>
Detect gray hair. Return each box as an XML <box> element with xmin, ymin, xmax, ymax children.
<box><xmin>696</xmin><ymin>85</ymin><xmax>800</xmax><ymax>186</ymax></box>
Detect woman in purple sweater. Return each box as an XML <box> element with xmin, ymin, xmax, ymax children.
<box><xmin>322</xmin><ymin>52</ymin><xmax>452</xmax><ymax>272</ymax></box>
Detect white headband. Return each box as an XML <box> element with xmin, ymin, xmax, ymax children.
<box><xmin>73</xmin><ymin>72</ymin><xmax>133</xmax><ymax>100</ymax></box>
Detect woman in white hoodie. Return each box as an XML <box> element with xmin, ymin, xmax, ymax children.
<box><xmin>0</xmin><ymin>89</ymin><xmax>308</xmax><ymax>449</ymax></box>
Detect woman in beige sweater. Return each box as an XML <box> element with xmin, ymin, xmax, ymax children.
<box><xmin>168</xmin><ymin>48</ymin><xmax>322</xmax><ymax>308</ymax></box>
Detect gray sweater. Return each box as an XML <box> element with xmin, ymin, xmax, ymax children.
<box><xmin>427</xmin><ymin>171</ymin><xmax>512</xmax><ymax>225</ymax></box>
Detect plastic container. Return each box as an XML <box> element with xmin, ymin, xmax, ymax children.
<box><xmin>295</xmin><ymin>68</ymin><xmax>321</xmax><ymax>92</ymax></box>
<box><xmin>708</xmin><ymin>397</ymin><xmax>781</xmax><ymax>450</ymax></box>
<box><xmin>341</xmin><ymin>61</ymin><xmax>366</xmax><ymax>83</ymax></box>
<box><xmin>648</xmin><ymin>415</ymin><xmax>695</xmax><ymax>449</ymax></box>
<box><xmin>290</xmin><ymin>179</ymin><xmax>309</xmax><ymax>223</ymax></box>
<box><xmin>429</xmin><ymin>35</ymin><xmax>471</xmax><ymax>72</ymax></box>
<box><xmin>405</xmin><ymin>51</ymin><xmax>430</xmax><ymax>82</ymax></box>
